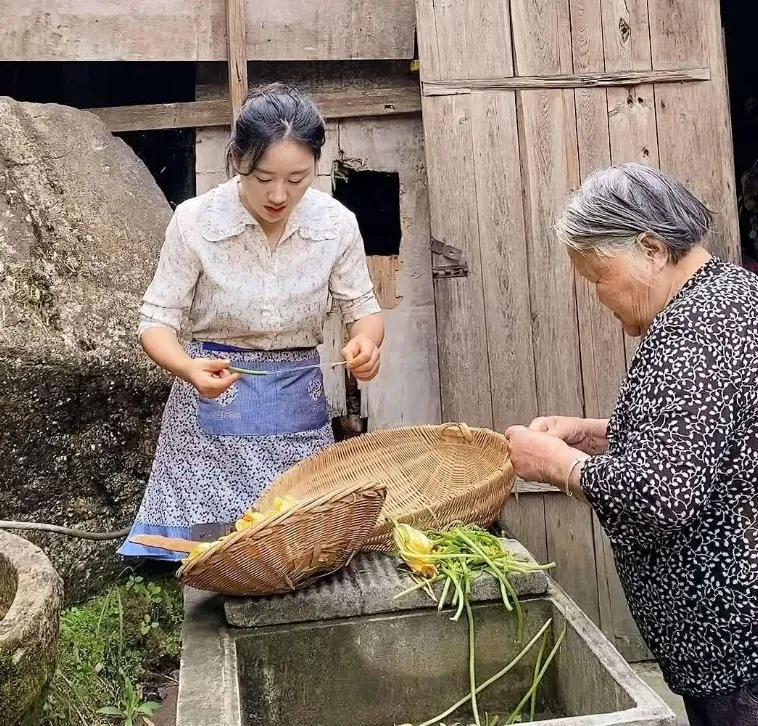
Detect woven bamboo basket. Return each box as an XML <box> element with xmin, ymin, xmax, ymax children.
<box><xmin>259</xmin><ymin>423</ymin><xmax>514</xmax><ymax>552</ymax></box>
<box><xmin>175</xmin><ymin>479</ymin><xmax>386</xmax><ymax>596</ymax></box>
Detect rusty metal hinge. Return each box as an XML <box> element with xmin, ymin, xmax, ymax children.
<box><xmin>431</xmin><ymin>237</ymin><xmax>468</xmax><ymax>278</ymax></box>
<box><xmin>430</xmin><ymin>237</ymin><xmax>463</xmax><ymax>261</ymax></box>
<box><xmin>432</xmin><ymin>265</ymin><xmax>468</xmax><ymax>279</ymax></box>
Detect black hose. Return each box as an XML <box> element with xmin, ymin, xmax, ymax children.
<box><xmin>0</xmin><ymin>520</ymin><xmax>130</xmax><ymax>540</ymax></box>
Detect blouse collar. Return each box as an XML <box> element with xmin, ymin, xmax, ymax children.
<box><xmin>199</xmin><ymin>176</ymin><xmax>341</xmax><ymax>243</ymax></box>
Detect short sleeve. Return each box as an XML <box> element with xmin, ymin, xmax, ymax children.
<box><xmin>138</xmin><ymin>212</ymin><xmax>202</xmax><ymax>337</ymax></box>
<box><xmin>329</xmin><ymin>215</ymin><xmax>381</xmax><ymax>324</ymax></box>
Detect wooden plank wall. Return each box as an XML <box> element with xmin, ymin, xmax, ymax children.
<box><xmin>416</xmin><ymin>1</ymin><xmax>538</xmax><ymax>433</ymax></box>
<box><xmin>195</xmin><ymin>68</ymin><xmax>441</xmax><ymax>429</ymax></box>
<box><xmin>337</xmin><ymin>119</ymin><xmax>442</xmax><ymax>430</ymax></box>
<box><xmin>650</xmin><ymin>0</ymin><xmax>740</xmax><ymax>263</ymax></box>
<box><xmin>0</xmin><ymin>0</ymin><xmax>416</xmax><ymax>61</ymax></box>
<box><xmin>417</xmin><ymin>0</ymin><xmax>740</xmax><ymax>660</ymax></box>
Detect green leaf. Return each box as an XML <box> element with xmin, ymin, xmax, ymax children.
<box><xmin>96</xmin><ymin>706</ymin><xmax>125</xmax><ymax>716</ymax></box>
<box><xmin>138</xmin><ymin>701</ymin><xmax>162</xmax><ymax>716</ymax></box>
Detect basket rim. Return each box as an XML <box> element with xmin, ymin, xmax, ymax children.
<box><xmin>177</xmin><ymin>479</ymin><xmax>386</xmax><ymax>578</ymax></box>
<box><xmin>261</xmin><ymin>423</ymin><xmax>511</xmax><ymax>493</ymax></box>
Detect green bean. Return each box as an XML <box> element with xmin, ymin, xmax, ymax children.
<box><xmin>505</xmin><ymin>624</ymin><xmax>567</xmax><ymax>724</ymax></box>
<box><xmin>413</xmin><ymin>620</ymin><xmax>553</xmax><ymax>726</ymax></box>
<box><xmin>393</xmin><ymin>575</ymin><xmax>444</xmax><ymax>599</ymax></box>
<box><xmin>438</xmin><ymin>576</ymin><xmax>452</xmax><ymax>611</ymax></box>
<box><xmin>529</xmin><ymin>628</ymin><xmax>548</xmax><ymax>721</ymax></box>
<box><xmin>464</xmin><ymin>600</ymin><xmax>481</xmax><ymax>726</ymax></box>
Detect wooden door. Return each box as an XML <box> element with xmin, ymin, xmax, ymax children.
<box><xmin>416</xmin><ymin>0</ymin><xmax>739</xmax><ymax>660</ymax></box>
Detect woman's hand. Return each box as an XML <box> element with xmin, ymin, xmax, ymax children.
<box><xmin>528</xmin><ymin>416</ymin><xmax>609</xmax><ymax>455</ymax></box>
<box><xmin>184</xmin><ymin>358</ymin><xmax>241</xmax><ymax>399</ymax></box>
<box><xmin>342</xmin><ymin>334</ymin><xmax>381</xmax><ymax>382</ymax></box>
<box><xmin>142</xmin><ymin>327</ymin><xmax>240</xmax><ymax>398</ymax></box>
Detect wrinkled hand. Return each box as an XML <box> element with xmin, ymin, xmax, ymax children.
<box><xmin>185</xmin><ymin>358</ymin><xmax>241</xmax><ymax>399</ymax></box>
<box><xmin>504</xmin><ymin>425</ymin><xmax>574</xmax><ymax>487</ymax></box>
<box><xmin>342</xmin><ymin>334</ymin><xmax>381</xmax><ymax>382</ymax></box>
<box><xmin>528</xmin><ymin>416</ymin><xmax>597</xmax><ymax>452</ymax></box>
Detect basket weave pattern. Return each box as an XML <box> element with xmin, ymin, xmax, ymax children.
<box><xmin>177</xmin><ymin>480</ymin><xmax>386</xmax><ymax>596</ymax></box>
<box><xmin>260</xmin><ymin>423</ymin><xmax>514</xmax><ymax>552</ymax></box>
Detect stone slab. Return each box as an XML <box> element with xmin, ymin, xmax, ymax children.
<box><xmin>224</xmin><ymin>538</ymin><xmax>549</xmax><ymax>628</ymax></box>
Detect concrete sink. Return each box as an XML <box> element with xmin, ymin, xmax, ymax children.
<box><xmin>177</xmin><ymin>541</ymin><xmax>676</xmax><ymax>726</ymax></box>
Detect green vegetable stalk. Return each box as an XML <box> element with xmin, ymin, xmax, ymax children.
<box><xmin>393</xmin><ymin>523</ymin><xmax>561</xmax><ymax>726</ymax></box>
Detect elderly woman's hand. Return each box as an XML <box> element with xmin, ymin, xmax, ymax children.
<box><xmin>505</xmin><ymin>425</ymin><xmax>590</xmax><ymax>495</ymax></box>
<box><xmin>505</xmin><ymin>425</ymin><xmax>570</xmax><ymax>484</ymax></box>
<box><xmin>528</xmin><ymin>416</ymin><xmax>609</xmax><ymax>455</ymax></box>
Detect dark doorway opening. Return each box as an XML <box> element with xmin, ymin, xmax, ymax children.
<box><xmin>332</xmin><ymin>164</ymin><xmax>402</xmax><ymax>256</ymax></box>
<box><xmin>330</xmin><ymin>162</ymin><xmax>402</xmax><ymax>440</ymax></box>
<box><xmin>722</xmin><ymin>2</ymin><xmax>758</xmax><ymax>272</ymax></box>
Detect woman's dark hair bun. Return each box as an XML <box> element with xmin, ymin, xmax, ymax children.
<box><xmin>226</xmin><ymin>82</ymin><xmax>326</xmax><ymax>176</ymax></box>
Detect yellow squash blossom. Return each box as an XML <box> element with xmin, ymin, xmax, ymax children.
<box><xmin>184</xmin><ymin>541</ymin><xmax>214</xmax><ymax>562</ymax></box>
<box><xmin>235</xmin><ymin>510</ymin><xmax>268</xmax><ymax>531</ymax></box>
<box><xmin>393</xmin><ymin>522</ymin><xmax>438</xmax><ymax>579</ymax></box>
<box><xmin>271</xmin><ymin>495</ymin><xmax>299</xmax><ymax>514</ymax></box>
<box><xmin>233</xmin><ymin>495</ymin><xmax>299</xmax><ymax>532</ymax></box>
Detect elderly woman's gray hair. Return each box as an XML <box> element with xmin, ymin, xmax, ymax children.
<box><xmin>555</xmin><ymin>163</ymin><xmax>713</xmax><ymax>262</ymax></box>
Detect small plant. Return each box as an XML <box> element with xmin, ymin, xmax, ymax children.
<box><xmin>125</xmin><ymin>575</ymin><xmax>163</xmax><ymax>605</ymax></box>
<box><xmin>97</xmin><ymin>676</ymin><xmax>161</xmax><ymax>726</ymax></box>
<box><xmin>140</xmin><ymin>613</ymin><xmax>160</xmax><ymax>636</ymax></box>
<box><xmin>42</xmin><ymin>572</ymin><xmax>182</xmax><ymax>726</ymax></box>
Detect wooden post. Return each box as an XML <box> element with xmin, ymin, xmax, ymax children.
<box><xmin>225</xmin><ymin>0</ymin><xmax>248</xmax><ymax>123</ymax></box>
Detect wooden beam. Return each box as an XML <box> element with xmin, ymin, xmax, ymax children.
<box><xmin>422</xmin><ymin>67</ymin><xmax>711</xmax><ymax>95</ymax></box>
<box><xmin>88</xmin><ymin>87</ymin><xmax>422</xmax><ymax>133</ymax></box>
<box><xmin>0</xmin><ymin>0</ymin><xmax>416</xmax><ymax>62</ymax></box>
<box><xmin>225</xmin><ymin>0</ymin><xmax>248</xmax><ymax>123</ymax></box>
<box><xmin>91</xmin><ymin>101</ymin><xmax>228</xmax><ymax>133</ymax></box>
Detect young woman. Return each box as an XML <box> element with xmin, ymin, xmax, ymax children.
<box><xmin>120</xmin><ymin>84</ymin><xmax>384</xmax><ymax>559</ymax></box>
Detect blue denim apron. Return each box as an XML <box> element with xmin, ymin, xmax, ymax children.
<box><xmin>195</xmin><ymin>342</ymin><xmax>329</xmax><ymax>437</ymax></box>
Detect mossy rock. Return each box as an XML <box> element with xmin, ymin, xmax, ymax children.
<box><xmin>0</xmin><ymin>531</ymin><xmax>63</xmax><ymax>726</ymax></box>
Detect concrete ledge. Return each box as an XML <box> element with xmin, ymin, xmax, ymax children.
<box><xmin>224</xmin><ymin>539</ymin><xmax>549</xmax><ymax>628</ymax></box>
<box><xmin>177</xmin><ymin>589</ymin><xmax>241</xmax><ymax>726</ymax></box>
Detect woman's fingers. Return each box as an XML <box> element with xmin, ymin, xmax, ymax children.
<box><xmin>191</xmin><ymin>359</ymin><xmax>241</xmax><ymax>398</ymax></box>
<box><xmin>342</xmin><ymin>336</ymin><xmax>380</xmax><ymax>380</ymax></box>
<box><xmin>200</xmin><ymin>358</ymin><xmax>231</xmax><ymax>373</ymax></box>
<box><xmin>351</xmin><ymin>349</ymin><xmax>381</xmax><ymax>381</ymax></box>
<box><xmin>528</xmin><ymin>417</ymin><xmax>552</xmax><ymax>432</ymax></box>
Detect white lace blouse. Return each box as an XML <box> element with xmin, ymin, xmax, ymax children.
<box><xmin>138</xmin><ymin>177</ymin><xmax>381</xmax><ymax>350</ymax></box>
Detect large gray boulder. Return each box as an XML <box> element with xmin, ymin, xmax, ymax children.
<box><xmin>0</xmin><ymin>98</ymin><xmax>173</xmax><ymax>602</ymax></box>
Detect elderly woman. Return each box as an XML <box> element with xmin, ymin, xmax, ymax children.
<box><xmin>505</xmin><ymin>164</ymin><xmax>758</xmax><ymax>726</ymax></box>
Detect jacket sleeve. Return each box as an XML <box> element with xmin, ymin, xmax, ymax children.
<box><xmin>581</xmin><ymin>326</ymin><xmax>740</xmax><ymax>536</ymax></box>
